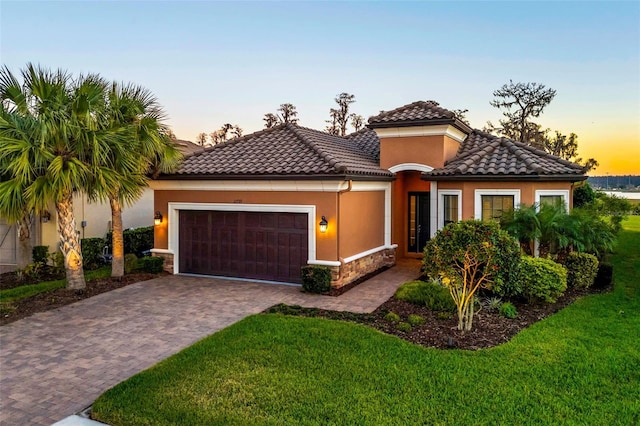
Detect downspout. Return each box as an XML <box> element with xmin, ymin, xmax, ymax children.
<box><xmin>336</xmin><ymin>179</ymin><xmax>353</xmax><ymax>279</ymax></box>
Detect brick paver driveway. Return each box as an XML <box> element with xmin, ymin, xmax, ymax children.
<box><xmin>0</xmin><ymin>262</ymin><xmax>418</xmax><ymax>425</ymax></box>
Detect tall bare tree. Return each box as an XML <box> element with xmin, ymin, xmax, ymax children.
<box><xmin>325</xmin><ymin>108</ymin><xmax>339</xmax><ymax>135</ymax></box>
<box><xmin>277</xmin><ymin>103</ymin><xmax>298</xmax><ymax>124</ymax></box>
<box><xmin>196</xmin><ymin>132</ymin><xmax>208</xmax><ymax>146</ymax></box>
<box><xmin>334</xmin><ymin>92</ymin><xmax>356</xmax><ymax>136</ymax></box>
<box><xmin>488</xmin><ymin>80</ymin><xmax>556</xmax><ymax>149</ymax></box>
<box><xmin>263</xmin><ymin>113</ymin><xmax>279</xmax><ymax>129</ymax></box>
<box><xmin>350</xmin><ymin>114</ymin><xmax>364</xmax><ymax>131</ymax></box>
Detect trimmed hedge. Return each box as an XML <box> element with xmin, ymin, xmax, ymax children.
<box><xmin>81</xmin><ymin>237</ymin><xmax>106</xmax><ymax>270</ymax></box>
<box><xmin>518</xmin><ymin>256</ymin><xmax>567</xmax><ymax>303</ymax></box>
<box><xmin>106</xmin><ymin>226</ymin><xmax>154</xmax><ymax>257</ymax></box>
<box><xmin>395</xmin><ymin>280</ymin><xmax>456</xmax><ymax>312</ymax></box>
<box><xmin>301</xmin><ymin>265</ymin><xmax>331</xmax><ymax>293</ymax></box>
<box><xmin>564</xmin><ymin>252</ymin><xmax>599</xmax><ymax>288</ymax></box>
<box><xmin>138</xmin><ymin>256</ymin><xmax>164</xmax><ymax>274</ymax></box>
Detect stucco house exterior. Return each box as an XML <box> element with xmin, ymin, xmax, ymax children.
<box><xmin>151</xmin><ymin>101</ymin><xmax>586</xmax><ymax>287</ymax></box>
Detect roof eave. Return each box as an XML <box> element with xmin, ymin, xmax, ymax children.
<box><xmin>156</xmin><ymin>173</ymin><xmax>395</xmax><ymax>182</ymax></box>
<box><xmin>367</xmin><ymin>117</ymin><xmax>472</xmax><ymax>134</ymax></box>
<box><xmin>422</xmin><ymin>173</ymin><xmax>587</xmax><ymax>183</ymax></box>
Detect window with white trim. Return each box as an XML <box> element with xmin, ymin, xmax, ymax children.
<box><xmin>438</xmin><ymin>190</ymin><xmax>462</xmax><ymax>228</ymax></box>
<box><xmin>535</xmin><ymin>190</ymin><xmax>570</xmax><ymax>212</ymax></box>
<box><xmin>474</xmin><ymin>190</ymin><xmax>521</xmax><ymax>222</ymax></box>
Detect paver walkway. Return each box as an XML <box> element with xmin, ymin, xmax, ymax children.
<box><xmin>0</xmin><ymin>261</ymin><xmax>419</xmax><ymax>425</ymax></box>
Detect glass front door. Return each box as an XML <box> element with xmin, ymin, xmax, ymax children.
<box><xmin>408</xmin><ymin>192</ymin><xmax>430</xmax><ymax>253</ymax></box>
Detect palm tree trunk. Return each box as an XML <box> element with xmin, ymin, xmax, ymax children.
<box><xmin>16</xmin><ymin>213</ymin><xmax>33</xmax><ymax>268</ymax></box>
<box><xmin>56</xmin><ymin>192</ymin><xmax>86</xmax><ymax>290</ymax></box>
<box><xmin>110</xmin><ymin>197</ymin><xmax>124</xmax><ymax>278</ymax></box>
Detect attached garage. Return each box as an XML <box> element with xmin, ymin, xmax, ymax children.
<box><xmin>178</xmin><ymin>210</ymin><xmax>308</xmax><ymax>283</ymax></box>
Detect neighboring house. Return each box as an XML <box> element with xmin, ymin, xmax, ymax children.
<box><xmin>147</xmin><ymin>100</ymin><xmax>583</xmax><ymax>287</ymax></box>
<box><xmin>0</xmin><ymin>139</ymin><xmax>199</xmax><ymax>272</ymax></box>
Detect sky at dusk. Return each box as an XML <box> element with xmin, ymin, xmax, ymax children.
<box><xmin>1</xmin><ymin>1</ymin><xmax>638</xmax><ymax>175</ymax></box>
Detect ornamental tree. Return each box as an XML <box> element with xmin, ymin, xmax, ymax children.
<box><xmin>423</xmin><ymin>221</ymin><xmax>521</xmax><ymax>330</ymax></box>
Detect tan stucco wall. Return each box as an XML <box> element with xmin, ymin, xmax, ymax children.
<box><xmin>391</xmin><ymin>172</ymin><xmax>431</xmax><ymax>258</ymax></box>
<box><xmin>437</xmin><ymin>181</ymin><xmax>575</xmax><ymax>220</ymax></box>
<box><xmin>154</xmin><ymin>189</ymin><xmax>340</xmax><ymax>262</ymax></box>
<box><xmin>380</xmin><ymin>135</ymin><xmax>454</xmax><ymax>169</ymax></box>
<box><xmin>40</xmin><ymin>190</ymin><xmax>154</xmax><ymax>252</ymax></box>
<box><xmin>338</xmin><ymin>191</ymin><xmax>385</xmax><ymax>259</ymax></box>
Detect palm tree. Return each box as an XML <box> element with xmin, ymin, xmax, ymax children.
<box><xmin>98</xmin><ymin>82</ymin><xmax>182</xmax><ymax>278</ymax></box>
<box><xmin>499</xmin><ymin>204</ymin><xmax>540</xmax><ymax>255</ymax></box>
<box><xmin>0</xmin><ymin>64</ymin><xmax>118</xmax><ymax>289</ymax></box>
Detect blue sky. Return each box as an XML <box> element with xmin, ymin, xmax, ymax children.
<box><xmin>1</xmin><ymin>1</ymin><xmax>638</xmax><ymax>174</ymax></box>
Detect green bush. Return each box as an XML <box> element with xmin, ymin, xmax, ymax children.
<box><xmin>423</xmin><ymin>220</ymin><xmax>522</xmax><ymax>298</ymax></box>
<box><xmin>397</xmin><ymin>322</ymin><xmax>412</xmax><ymax>332</ymax></box>
<box><xmin>384</xmin><ymin>312</ymin><xmax>401</xmax><ymax>323</ymax></box>
<box><xmin>81</xmin><ymin>237</ymin><xmax>106</xmax><ymax>270</ymax></box>
<box><xmin>518</xmin><ymin>256</ymin><xmax>567</xmax><ymax>303</ymax></box>
<box><xmin>301</xmin><ymin>265</ymin><xmax>331</xmax><ymax>293</ymax></box>
<box><xmin>49</xmin><ymin>251</ymin><xmax>64</xmax><ymax>274</ymax></box>
<box><xmin>106</xmin><ymin>226</ymin><xmax>154</xmax><ymax>256</ymax></box>
<box><xmin>138</xmin><ymin>256</ymin><xmax>164</xmax><ymax>274</ymax></box>
<box><xmin>22</xmin><ymin>262</ymin><xmax>44</xmax><ymax>281</ymax></box>
<box><xmin>564</xmin><ymin>252</ymin><xmax>599</xmax><ymax>288</ymax></box>
<box><xmin>32</xmin><ymin>246</ymin><xmax>49</xmax><ymax>264</ymax></box>
<box><xmin>499</xmin><ymin>302</ymin><xmax>518</xmax><ymax>318</ymax></box>
<box><xmin>593</xmin><ymin>263</ymin><xmax>614</xmax><ymax>289</ymax></box>
<box><xmin>124</xmin><ymin>253</ymin><xmax>139</xmax><ymax>274</ymax></box>
<box><xmin>407</xmin><ymin>314</ymin><xmax>425</xmax><ymax>326</ymax></box>
<box><xmin>395</xmin><ymin>280</ymin><xmax>456</xmax><ymax>312</ymax></box>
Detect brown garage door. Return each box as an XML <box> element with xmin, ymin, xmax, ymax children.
<box><xmin>179</xmin><ymin>210</ymin><xmax>308</xmax><ymax>284</ymax></box>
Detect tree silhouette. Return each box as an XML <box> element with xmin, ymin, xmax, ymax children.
<box><xmin>278</xmin><ymin>103</ymin><xmax>298</xmax><ymax>124</ymax></box>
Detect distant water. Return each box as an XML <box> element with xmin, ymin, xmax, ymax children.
<box><xmin>601</xmin><ymin>191</ymin><xmax>640</xmax><ymax>200</ymax></box>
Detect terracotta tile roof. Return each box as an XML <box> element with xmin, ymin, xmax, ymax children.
<box><xmin>426</xmin><ymin>130</ymin><xmax>586</xmax><ymax>179</ymax></box>
<box><xmin>368</xmin><ymin>100</ymin><xmax>455</xmax><ymax>125</ymax></box>
<box><xmin>166</xmin><ymin>124</ymin><xmax>392</xmax><ymax>179</ymax></box>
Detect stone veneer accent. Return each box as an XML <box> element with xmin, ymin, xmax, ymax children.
<box><xmin>328</xmin><ymin>247</ymin><xmax>396</xmax><ymax>289</ymax></box>
<box><xmin>152</xmin><ymin>252</ymin><xmax>174</xmax><ymax>274</ymax></box>
<box><xmin>152</xmin><ymin>247</ymin><xmax>396</xmax><ymax>288</ymax></box>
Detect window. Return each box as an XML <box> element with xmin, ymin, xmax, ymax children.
<box><xmin>481</xmin><ymin>195</ymin><xmax>514</xmax><ymax>221</ymax></box>
<box><xmin>474</xmin><ymin>190</ymin><xmax>520</xmax><ymax>221</ymax></box>
<box><xmin>438</xmin><ymin>190</ymin><xmax>462</xmax><ymax>229</ymax></box>
<box><xmin>535</xmin><ymin>190</ymin><xmax>570</xmax><ymax>212</ymax></box>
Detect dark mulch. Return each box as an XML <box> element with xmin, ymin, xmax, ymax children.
<box><xmin>0</xmin><ymin>271</ymin><xmax>165</xmax><ymax>326</ymax></box>
<box><xmin>266</xmin><ymin>283</ymin><xmax>612</xmax><ymax>350</ymax></box>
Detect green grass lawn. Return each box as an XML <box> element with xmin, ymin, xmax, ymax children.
<box><xmin>92</xmin><ymin>218</ymin><xmax>640</xmax><ymax>425</ymax></box>
<box><xmin>0</xmin><ymin>266</ymin><xmax>111</xmax><ymax>304</ymax></box>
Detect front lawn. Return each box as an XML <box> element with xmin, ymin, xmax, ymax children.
<box><xmin>92</xmin><ymin>218</ymin><xmax>640</xmax><ymax>425</ymax></box>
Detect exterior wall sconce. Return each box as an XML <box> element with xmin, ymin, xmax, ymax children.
<box><xmin>319</xmin><ymin>216</ymin><xmax>328</xmax><ymax>233</ymax></box>
<box><xmin>154</xmin><ymin>211</ymin><xmax>163</xmax><ymax>226</ymax></box>
<box><xmin>41</xmin><ymin>211</ymin><xmax>51</xmax><ymax>223</ymax></box>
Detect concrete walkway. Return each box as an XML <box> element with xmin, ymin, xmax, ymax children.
<box><xmin>0</xmin><ymin>261</ymin><xmax>419</xmax><ymax>425</ymax></box>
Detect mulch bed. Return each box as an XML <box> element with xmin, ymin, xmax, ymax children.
<box><xmin>0</xmin><ymin>271</ymin><xmax>165</xmax><ymax>326</ymax></box>
<box><xmin>266</xmin><ymin>283</ymin><xmax>612</xmax><ymax>350</ymax></box>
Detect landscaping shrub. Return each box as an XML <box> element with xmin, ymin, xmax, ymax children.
<box><xmin>22</xmin><ymin>262</ymin><xmax>44</xmax><ymax>281</ymax></box>
<box><xmin>32</xmin><ymin>246</ymin><xmax>49</xmax><ymax>264</ymax></box>
<box><xmin>407</xmin><ymin>314</ymin><xmax>425</xmax><ymax>326</ymax></box>
<box><xmin>124</xmin><ymin>254</ymin><xmax>139</xmax><ymax>274</ymax></box>
<box><xmin>301</xmin><ymin>265</ymin><xmax>331</xmax><ymax>293</ymax></box>
<box><xmin>518</xmin><ymin>256</ymin><xmax>567</xmax><ymax>303</ymax></box>
<box><xmin>384</xmin><ymin>312</ymin><xmax>401</xmax><ymax>323</ymax></box>
<box><xmin>395</xmin><ymin>280</ymin><xmax>456</xmax><ymax>312</ymax></box>
<box><xmin>499</xmin><ymin>302</ymin><xmax>518</xmax><ymax>318</ymax></box>
<box><xmin>397</xmin><ymin>322</ymin><xmax>412</xmax><ymax>332</ymax></box>
<box><xmin>423</xmin><ymin>220</ymin><xmax>521</xmax><ymax>330</ymax></box>
<box><xmin>138</xmin><ymin>256</ymin><xmax>164</xmax><ymax>274</ymax></box>
<box><xmin>564</xmin><ymin>252</ymin><xmax>598</xmax><ymax>288</ymax></box>
<box><xmin>81</xmin><ymin>237</ymin><xmax>106</xmax><ymax>270</ymax></box>
<box><xmin>106</xmin><ymin>226</ymin><xmax>154</xmax><ymax>256</ymax></box>
<box><xmin>484</xmin><ymin>297</ymin><xmax>503</xmax><ymax>312</ymax></box>
<box><xmin>593</xmin><ymin>263</ymin><xmax>614</xmax><ymax>289</ymax></box>
<box><xmin>49</xmin><ymin>251</ymin><xmax>64</xmax><ymax>274</ymax></box>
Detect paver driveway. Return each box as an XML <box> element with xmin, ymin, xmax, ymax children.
<box><xmin>0</xmin><ymin>262</ymin><xmax>418</xmax><ymax>425</ymax></box>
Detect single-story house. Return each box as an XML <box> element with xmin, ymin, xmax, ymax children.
<box><xmin>150</xmin><ymin>101</ymin><xmax>586</xmax><ymax>287</ymax></box>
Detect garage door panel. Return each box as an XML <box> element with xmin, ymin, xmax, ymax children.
<box><xmin>179</xmin><ymin>210</ymin><xmax>308</xmax><ymax>283</ymax></box>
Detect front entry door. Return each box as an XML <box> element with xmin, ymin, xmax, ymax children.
<box><xmin>408</xmin><ymin>192</ymin><xmax>430</xmax><ymax>253</ymax></box>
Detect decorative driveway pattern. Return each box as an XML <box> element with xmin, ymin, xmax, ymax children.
<box><xmin>0</xmin><ymin>261</ymin><xmax>419</xmax><ymax>425</ymax></box>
